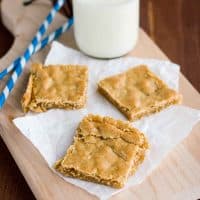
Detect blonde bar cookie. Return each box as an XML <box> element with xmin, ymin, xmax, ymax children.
<box><xmin>98</xmin><ymin>65</ymin><xmax>182</xmax><ymax>121</ymax></box>
<box><xmin>22</xmin><ymin>63</ymin><xmax>88</xmax><ymax>112</ymax></box>
<box><xmin>54</xmin><ymin>114</ymin><xmax>149</xmax><ymax>188</ymax></box>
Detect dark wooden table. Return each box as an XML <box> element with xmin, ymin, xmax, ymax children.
<box><xmin>0</xmin><ymin>1</ymin><xmax>199</xmax><ymax>199</ymax></box>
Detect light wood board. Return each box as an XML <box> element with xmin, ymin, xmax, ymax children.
<box><xmin>0</xmin><ymin>0</ymin><xmax>200</xmax><ymax>199</ymax></box>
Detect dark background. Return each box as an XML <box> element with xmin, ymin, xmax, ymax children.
<box><xmin>0</xmin><ymin>0</ymin><xmax>199</xmax><ymax>199</ymax></box>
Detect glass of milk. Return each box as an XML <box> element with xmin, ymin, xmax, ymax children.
<box><xmin>73</xmin><ymin>0</ymin><xmax>139</xmax><ymax>59</ymax></box>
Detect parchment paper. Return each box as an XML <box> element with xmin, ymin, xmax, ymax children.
<box><xmin>13</xmin><ymin>42</ymin><xmax>200</xmax><ymax>200</ymax></box>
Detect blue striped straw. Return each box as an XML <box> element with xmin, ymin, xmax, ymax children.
<box><xmin>0</xmin><ymin>0</ymin><xmax>64</xmax><ymax>80</ymax></box>
<box><xmin>0</xmin><ymin>18</ymin><xmax>73</xmax><ymax>80</ymax></box>
<box><xmin>0</xmin><ymin>0</ymin><xmax>66</xmax><ymax>109</ymax></box>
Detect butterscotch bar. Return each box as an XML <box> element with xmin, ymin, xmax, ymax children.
<box><xmin>55</xmin><ymin>114</ymin><xmax>149</xmax><ymax>188</ymax></box>
<box><xmin>98</xmin><ymin>65</ymin><xmax>182</xmax><ymax>121</ymax></box>
<box><xmin>22</xmin><ymin>63</ymin><xmax>88</xmax><ymax>112</ymax></box>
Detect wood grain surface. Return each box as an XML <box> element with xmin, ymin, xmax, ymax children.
<box><xmin>0</xmin><ymin>0</ymin><xmax>199</xmax><ymax>200</ymax></box>
<box><xmin>140</xmin><ymin>0</ymin><xmax>200</xmax><ymax>92</ymax></box>
<box><xmin>0</xmin><ymin>15</ymin><xmax>36</xmax><ymax>200</ymax></box>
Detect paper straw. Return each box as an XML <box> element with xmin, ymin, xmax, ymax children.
<box><xmin>0</xmin><ymin>18</ymin><xmax>73</xmax><ymax>80</ymax></box>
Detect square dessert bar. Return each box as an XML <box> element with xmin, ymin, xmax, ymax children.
<box><xmin>98</xmin><ymin>65</ymin><xmax>182</xmax><ymax>121</ymax></box>
<box><xmin>22</xmin><ymin>63</ymin><xmax>88</xmax><ymax>112</ymax></box>
<box><xmin>54</xmin><ymin>115</ymin><xmax>149</xmax><ymax>188</ymax></box>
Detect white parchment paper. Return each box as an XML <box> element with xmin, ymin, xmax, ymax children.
<box><xmin>13</xmin><ymin>42</ymin><xmax>200</xmax><ymax>200</ymax></box>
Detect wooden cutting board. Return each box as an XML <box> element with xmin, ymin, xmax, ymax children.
<box><xmin>0</xmin><ymin>0</ymin><xmax>200</xmax><ymax>199</ymax></box>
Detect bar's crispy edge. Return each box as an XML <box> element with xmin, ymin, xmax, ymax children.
<box><xmin>21</xmin><ymin>74</ymin><xmax>34</xmax><ymax>112</ymax></box>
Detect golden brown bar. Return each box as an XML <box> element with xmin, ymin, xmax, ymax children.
<box><xmin>55</xmin><ymin>114</ymin><xmax>149</xmax><ymax>188</ymax></box>
<box><xmin>98</xmin><ymin>65</ymin><xmax>182</xmax><ymax>121</ymax></box>
<box><xmin>21</xmin><ymin>63</ymin><xmax>88</xmax><ymax>112</ymax></box>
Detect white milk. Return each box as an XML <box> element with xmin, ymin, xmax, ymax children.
<box><xmin>73</xmin><ymin>0</ymin><xmax>139</xmax><ymax>58</ymax></box>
